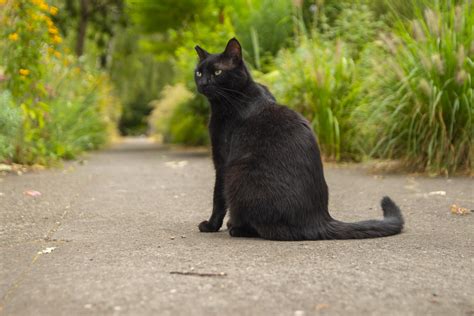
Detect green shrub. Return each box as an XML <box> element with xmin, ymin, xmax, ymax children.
<box><xmin>364</xmin><ymin>1</ymin><xmax>473</xmax><ymax>174</ymax></box>
<box><xmin>1</xmin><ymin>1</ymin><xmax>120</xmax><ymax>165</ymax></box>
<box><xmin>0</xmin><ymin>90</ymin><xmax>21</xmax><ymax>162</ymax></box>
<box><xmin>231</xmin><ymin>0</ymin><xmax>294</xmax><ymax>71</ymax></box>
<box><xmin>153</xmin><ymin>10</ymin><xmax>235</xmax><ymax>146</ymax></box>
<box><xmin>148</xmin><ymin>84</ymin><xmax>193</xmax><ymax>141</ymax></box>
<box><xmin>167</xmin><ymin>95</ymin><xmax>209</xmax><ymax>146</ymax></box>
<box><xmin>272</xmin><ymin>37</ymin><xmax>362</xmax><ymax>160</ymax></box>
<box><xmin>323</xmin><ymin>2</ymin><xmax>385</xmax><ymax>57</ymax></box>
<box><xmin>43</xmin><ymin>92</ymin><xmax>107</xmax><ymax>160</ymax></box>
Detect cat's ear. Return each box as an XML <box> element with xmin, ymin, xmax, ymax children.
<box><xmin>195</xmin><ymin>45</ymin><xmax>209</xmax><ymax>61</ymax></box>
<box><xmin>223</xmin><ymin>38</ymin><xmax>242</xmax><ymax>62</ymax></box>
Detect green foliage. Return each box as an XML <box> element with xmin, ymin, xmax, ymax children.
<box><xmin>2</xmin><ymin>0</ymin><xmax>469</xmax><ymax>175</ymax></box>
<box><xmin>52</xmin><ymin>0</ymin><xmax>127</xmax><ymax>58</ymax></box>
<box><xmin>0</xmin><ymin>0</ymin><xmax>120</xmax><ymax>165</ymax></box>
<box><xmin>167</xmin><ymin>95</ymin><xmax>209</xmax><ymax>146</ymax></box>
<box><xmin>323</xmin><ymin>2</ymin><xmax>385</xmax><ymax>56</ymax></box>
<box><xmin>149</xmin><ymin>84</ymin><xmax>208</xmax><ymax>146</ymax></box>
<box><xmin>363</xmin><ymin>1</ymin><xmax>473</xmax><ymax>174</ymax></box>
<box><xmin>231</xmin><ymin>0</ymin><xmax>294</xmax><ymax>70</ymax></box>
<box><xmin>0</xmin><ymin>91</ymin><xmax>21</xmax><ymax>162</ymax></box>
<box><xmin>149</xmin><ymin>84</ymin><xmax>193</xmax><ymax>141</ymax></box>
<box><xmin>273</xmin><ymin>37</ymin><xmax>361</xmax><ymax>160</ymax></box>
<box><xmin>110</xmin><ymin>28</ymin><xmax>173</xmax><ymax>135</ymax></box>
<box><xmin>146</xmin><ymin>8</ymin><xmax>235</xmax><ymax>145</ymax></box>
<box><xmin>127</xmin><ymin>0</ymin><xmax>206</xmax><ymax>34</ymax></box>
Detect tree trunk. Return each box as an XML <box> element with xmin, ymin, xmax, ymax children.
<box><xmin>76</xmin><ymin>0</ymin><xmax>89</xmax><ymax>56</ymax></box>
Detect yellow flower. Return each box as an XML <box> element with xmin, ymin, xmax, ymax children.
<box><xmin>0</xmin><ymin>0</ymin><xmax>7</xmax><ymax>5</ymax></box>
<box><xmin>32</xmin><ymin>0</ymin><xmax>48</xmax><ymax>10</ymax></box>
<box><xmin>39</xmin><ymin>1</ymin><xmax>49</xmax><ymax>11</ymax></box>
<box><xmin>19</xmin><ymin>69</ymin><xmax>30</xmax><ymax>76</ymax></box>
<box><xmin>8</xmin><ymin>33</ymin><xmax>19</xmax><ymax>41</ymax></box>
<box><xmin>49</xmin><ymin>6</ymin><xmax>58</xmax><ymax>15</ymax></box>
<box><xmin>48</xmin><ymin>27</ymin><xmax>58</xmax><ymax>35</ymax></box>
<box><xmin>52</xmin><ymin>35</ymin><xmax>62</xmax><ymax>44</ymax></box>
<box><xmin>45</xmin><ymin>17</ymin><xmax>54</xmax><ymax>27</ymax></box>
<box><xmin>54</xmin><ymin>51</ymin><xmax>61</xmax><ymax>58</ymax></box>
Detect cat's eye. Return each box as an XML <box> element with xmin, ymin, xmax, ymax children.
<box><xmin>214</xmin><ymin>69</ymin><xmax>222</xmax><ymax>76</ymax></box>
<box><xmin>196</xmin><ymin>71</ymin><xmax>202</xmax><ymax>77</ymax></box>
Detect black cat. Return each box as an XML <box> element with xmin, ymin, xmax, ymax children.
<box><xmin>195</xmin><ymin>38</ymin><xmax>404</xmax><ymax>240</ymax></box>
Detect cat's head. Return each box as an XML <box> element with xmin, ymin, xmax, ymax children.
<box><xmin>194</xmin><ymin>38</ymin><xmax>250</xmax><ymax>98</ymax></box>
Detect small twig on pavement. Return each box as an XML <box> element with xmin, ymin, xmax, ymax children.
<box><xmin>170</xmin><ymin>271</ymin><xmax>227</xmax><ymax>277</ymax></box>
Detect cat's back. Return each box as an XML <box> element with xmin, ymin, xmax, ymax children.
<box><xmin>231</xmin><ymin>103</ymin><xmax>317</xmax><ymax>162</ymax></box>
<box><xmin>226</xmin><ymin>103</ymin><xmax>323</xmax><ymax>210</ymax></box>
<box><xmin>245</xmin><ymin>103</ymin><xmax>313</xmax><ymax>142</ymax></box>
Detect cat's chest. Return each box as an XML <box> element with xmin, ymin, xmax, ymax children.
<box><xmin>209</xmin><ymin>118</ymin><xmax>235</xmax><ymax>161</ymax></box>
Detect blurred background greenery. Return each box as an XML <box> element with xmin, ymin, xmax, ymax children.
<box><xmin>0</xmin><ymin>0</ymin><xmax>472</xmax><ymax>175</ymax></box>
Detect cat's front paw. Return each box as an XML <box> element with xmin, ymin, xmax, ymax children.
<box><xmin>198</xmin><ymin>220</ymin><xmax>220</xmax><ymax>232</ymax></box>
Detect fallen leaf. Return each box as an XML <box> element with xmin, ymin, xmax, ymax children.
<box><xmin>164</xmin><ymin>160</ymin><xmax>188</xmax><ymax>169</ymax></box>
<box><xmin>24</xmin><ymin>190</ymin><xmax>41</xmax><ymax>197</ymax></box>
<box><xmin>428</xmin><ymin>191</ymin><xmax>446</xmax><ymax>196</ymax></box>
<box><xmin>450</xmin><ymin>204</ymin><xmax>471</xmax><ymax>215</ymax></box>
<box><xmin>38</xmin><ymin>247</ymin><xmax>56</xmax><ymax>254</ymax></box>
<box><xmin>315</xmin><ymin>304</ymin><xmax>330</xmax><ymax>311</ymax></box>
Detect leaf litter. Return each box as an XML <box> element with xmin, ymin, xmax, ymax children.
<box><xmin>24</xmin><ymin>190</ymin><xmax>42</xmax><ymax>197</ymax></box>
<box><xmin>450</xmin><ymin>204</ymin><xmax>471</xmax><ymax>215</ymax></box>
<box><xmin>38</xmin><ymin>247</ymin><xmax>56</xmax><ymax>254</ymax></box>
<box><xmin>164</xmin><ymin>161</ymin><xmax>188</xmax><ymax>169</ymax></box>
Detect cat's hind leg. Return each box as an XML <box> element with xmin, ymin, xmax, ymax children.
<box><xmin>229</xmin><ymin>225</ymin><xmax>259</xmax><ymax>238</ymax></box>
<box><xmin>254</xmin><ymin>224</ymin><xmax>305</xmax><ymax>241</ymax></box>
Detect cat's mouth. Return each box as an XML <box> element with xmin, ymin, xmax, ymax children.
<box><xmin>198</xmin><ymin>85</ymin><xmax>216</xmax><ymax>96</ymax></box>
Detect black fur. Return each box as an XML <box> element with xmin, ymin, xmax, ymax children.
<box><xmin>195</xmin><ymin>38</ymin><xmax>404</xmax><ymax>240</ymax></box>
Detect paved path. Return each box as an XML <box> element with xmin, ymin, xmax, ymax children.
<box><xmin>0</xmin><ymin>138</ymin><xmax>473</xmax><ymax>316</ymax></box>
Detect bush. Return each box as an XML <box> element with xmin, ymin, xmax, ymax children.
<box><xmin>148</xmin><ymin>84</ymin><xmax>193</xmax><ymax>141</ymax></box>
<box><xmin>152</xmin><ymin>10</ymin><xmax>235</xmax><ymax>146</ymax></box>
<box><xmin>40</xmin><ymin>69</ymin><xmax>121</xmax><ymax>161</ymax></box>
<box><xmin>0</xmin><ymin>91</ymin><xmax>21</xmax><ymax>162</ymax></box>
<box><xmin>231</xmin><ymin>0</ymin><xmax>294</xmax><ymax>70</ymax></box>
<box><xmin>167</xmin><ymin>96</ymin><xmax>209</xmax><ymax>146</ymax></box>
<box><xmin>364</xmin><ymin>1</ymin><xmax>473</xmax><ymax>174</ymax></box>
<box><xmin>149</xmin><ymin>84</ymin><xmax>209</xmax><ymax>146</ymax></box>
<box><xmin>272</xmin><ymin>37</ymin><xmax>362</xmax><ymax>160</ymax></box>
<box><xmin>322</xmin><ymin>2</ymin><xmax>385</xmax><ymax>57</ymax></box>
<box><xmin>0</xmin><ymin>0</ymin><xmax>120</xmax><ymax>165</ymax></box>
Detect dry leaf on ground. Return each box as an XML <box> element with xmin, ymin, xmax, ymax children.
<box><xmin>24</xmin><ymin>190</ymin><xmax>42</xmax><ymax>197</ymax></box>
<box><xmin>428</xmin><ymin>191</ymin><xmax>446</xmax><ymax>196</ymax></box>
<box><xmin>164</xmin><ymin>161</ymin><xmax>188</xmax><ymax>169</ymax></box>
<box><xmin>38</xmin><ymin>247</ymin><xmax>56</xmax><ymax>254</ymax></box>
<box><xmin>450</xmin><ymin>204</ymin><xmax>471</xmax><ymax>215</ymax></box>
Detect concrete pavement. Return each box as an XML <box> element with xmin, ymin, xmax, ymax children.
<box><xmin>0</xmin><ymin>138</ymin><xmax>473</xmax><ymax>315</ymax></box>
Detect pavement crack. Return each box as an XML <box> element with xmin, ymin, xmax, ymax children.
<box><xmin>0</xmin><ymin>252</ymin><xmax>41</xmax><ymax>313</ymax></box>
<box><xmin>0</xmin><ymin>208</ymin><xmax>71</xmax><ymax>313</ymax></box>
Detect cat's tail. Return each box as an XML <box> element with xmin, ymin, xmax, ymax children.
<box><xmin>321</xmin><ymin>196</ymin><xmax>404</xmax><ymax>239</ymax></box>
